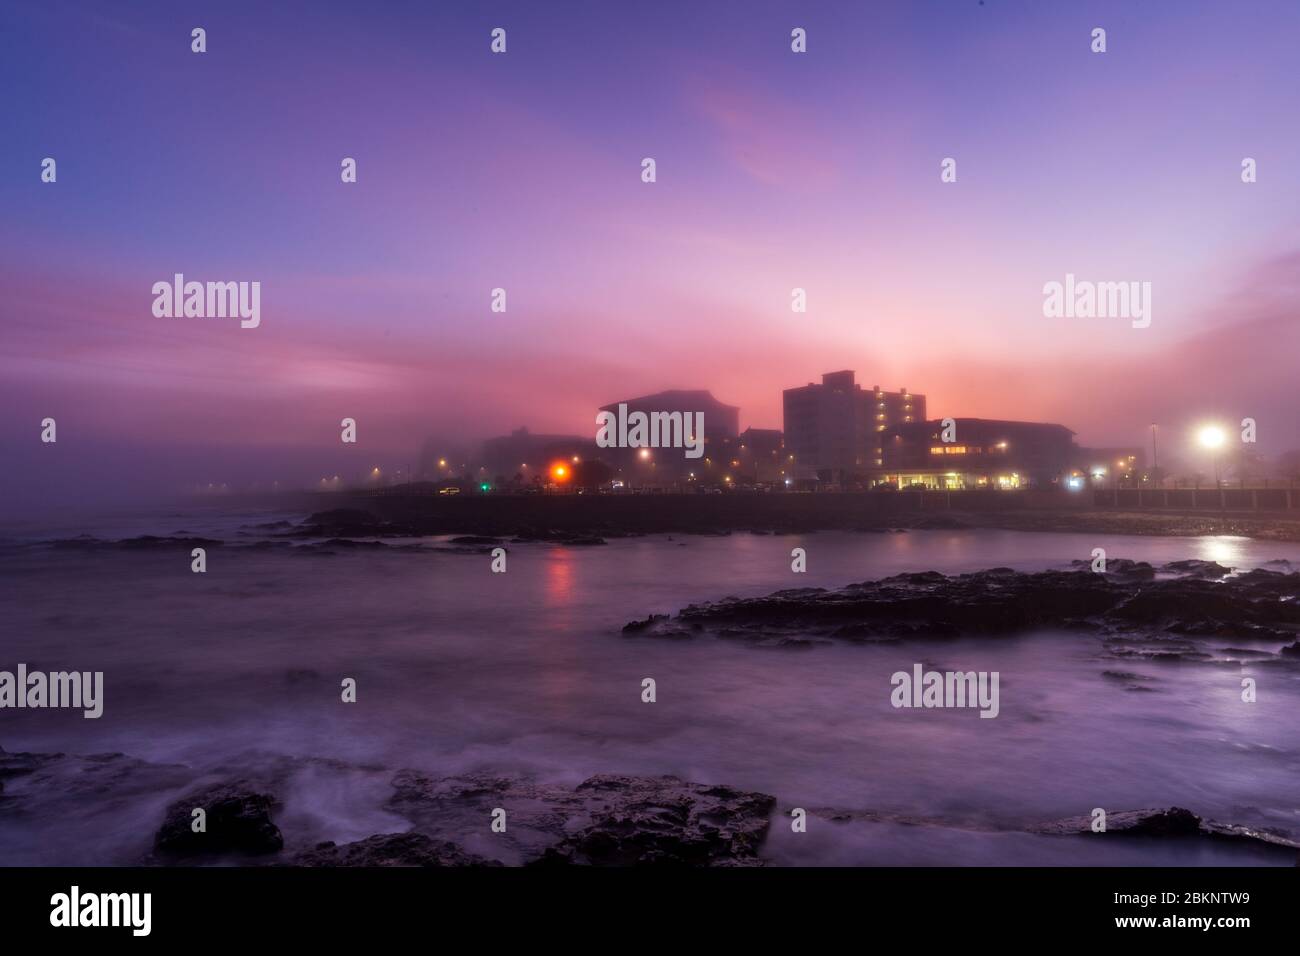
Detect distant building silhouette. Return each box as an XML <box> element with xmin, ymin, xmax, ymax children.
<box><xmin>480</xmin><ymin>428</ymin><xmax>595</xmax><ymax>483</ymax></box>
<box><xmin>598</xmin><ymin>389</ymin><xmax>740</xmax><ymax>485</ymax></box>
<box><xmin>783</xmin><ymin>371</ymin><xmax>925</xmax><ymax>485</ymax></box>
<box><xmin>733</xmin><ymin>427</ymin><xmax>786</xmax><ymax>484</ymax></box>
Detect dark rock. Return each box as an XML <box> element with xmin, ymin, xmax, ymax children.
<box><xmin>1070</xmin><ymin>558</ymin><xmax>1156</xmax><ymax>580</ymax></box>
<box><xmin>289</xmin><ymin>832</ymin><xmax>501</xmax><ymax>867</ymax></box>
<box><xmin>382</xmin><ymin>769</ymin><xmax>775</xmax><ymax>867</ymax></box>
<box><xmin>0</xmin><ymin>748</ymin><xmax>57</xmax><ymax>782</ymax></box>
<box><xmin>1162</xmin><ymin>559</ymin><xmax>1233</xmax><ymax>578</ymax></box>
<box><xmin>622</xmin><ymin>613</ymin><xmax>670</xmax><ymax>633</ymax></box>
<box><xmin>530</xmin><ymin>775</ymin><xmax>775</xmax><ymax>867</ymax></box>
<box><xmin>117</xmin><ymin>535</ymin><xmax>223</xmax><ymax>550</ymax></box>
<box><xmin>1032</xmin><ymin>806</ymin><xmax>1300</xmax><ymax>850</ymax></box>
<box><xmin>318</xmin><ymin>537</ymin><xmax>386</xmax><ymax>549</ymax></box>
<box><xmin>154</xmin><ymin>783</ymin><xmax>283</xmax><ymax>857</ymax></box>
<box><xmin>290</xmin><ymin>508</ymin><xmax>401</xmax><ymax>539</ymax></box>
<box><xmin>47</xmin><ymin>535</ymin><xmax>222</xmax><ymax>551</ymax></box>
<box><xmin>626</xmin><ymin>562</ymin><xmax>1300</xmax><ymax>648</ymax></box>
<box><xmin>1</xmin><ymin>749</ymin><xmax>190</xmax><ymax>808</ymax></box>
<box><xmin>510</xmin><ymin>530</ymin><xmax>607</xmax><ymax>546</ymax></box>
<box><xmin>1032</xmin><ymin>806</ymin><xmax>1200</xmax><ymax>837</ymax></box>
<box><xmin>306</xmin><ymin>508</ymin><xmax>379</xmax><ymax>527</ymax></box>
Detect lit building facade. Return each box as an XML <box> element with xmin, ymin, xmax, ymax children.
<box><xmin>879</xmin><ymin>418</ymin><xmax>1077</xmax><ymax>489</ymax></box>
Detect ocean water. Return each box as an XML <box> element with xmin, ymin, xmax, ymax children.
<box><xmin>1</xmin><ymin>515</ymin><xmax>1297</xmax><ymax>866</ymax></box>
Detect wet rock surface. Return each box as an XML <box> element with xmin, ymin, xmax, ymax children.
<box><xmin>289</xmin><ymin>832</ymin><xmax>501</xmax><ymax>867</ymax></box>
<box><xmin>624</xmin><ymin>561</ymin><xmax>1300</xmax><ymax>653</ymax></box>
<box><xmin>1031</xmin><ymin>807</ymin><xmax>1300</xmax><ymax>850</ymax></box>
<box><xmin>0</xmin><ymin>748</ymin><xmax>191</xmax><ymax>809</ymax></box>
<box><xmin>7</xmin><ymin>743</ymin><xmax>1294</xmax><ymax>865</ymax></box>
<box><xmin>805</xmin><ymin>804</ymin><xmax>1299</xmax><ymax>859</ymax></box>
<box><xmin>531</xmin><ymin>775</ymin><xmax>776</xmax><ymax>866</ymax></box>
<box><xmin>386</xmin><ymin>770</ymin><xmax>776</xmax><ymax>867</ymax></box>
<box><xmin>154</xmin><ymin>783</ymin><xmax>284</xmax><ymax>857</ymax></box>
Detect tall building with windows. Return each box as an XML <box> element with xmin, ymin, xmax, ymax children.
<box><xmin>782</xmin><ymin>371</ymin><xmax>925</xmax><ymax>484</ymax></box>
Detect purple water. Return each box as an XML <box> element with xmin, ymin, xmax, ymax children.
<box><xmin>2</xmin><ymin>515</ymin><xmax>1297</xmax><ymax>866</ymax></box>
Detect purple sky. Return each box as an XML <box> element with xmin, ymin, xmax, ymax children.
<box><xmin>2</xmin><ymin>0</ymin><xmax>1299</xmax><ymax>511</ymax></box>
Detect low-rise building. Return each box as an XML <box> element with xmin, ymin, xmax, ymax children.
<box><xmin>879</xmin><ymin>418</ymin><xmax>1077</xmax><ymax>489</ymax></box>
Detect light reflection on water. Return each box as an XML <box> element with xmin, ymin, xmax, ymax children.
<box><xmin>1196</xmin><ymin>535</ymin><xmax>1249</xmax><ymax>567</ymax></box>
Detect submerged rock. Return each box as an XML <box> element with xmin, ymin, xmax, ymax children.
<box><xmin>47</xmin><ymin>535</ymin><xmax>223</xmax><ymax>551</ymax></box>
<box><xmin>510</xmin><ymin>530</ymin><xmax>607</xmax><ymax>546</ymax></box>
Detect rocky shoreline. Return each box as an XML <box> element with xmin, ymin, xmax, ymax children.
<box><xmin>623</xmin><ymin>559</ymin><xmax>1300</xmax><ymax>657</ymax></box>
<box><xmin>3</xmin><ymin>746</ymin><xmax>1294</xmax><ymax>866</ymax></box>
